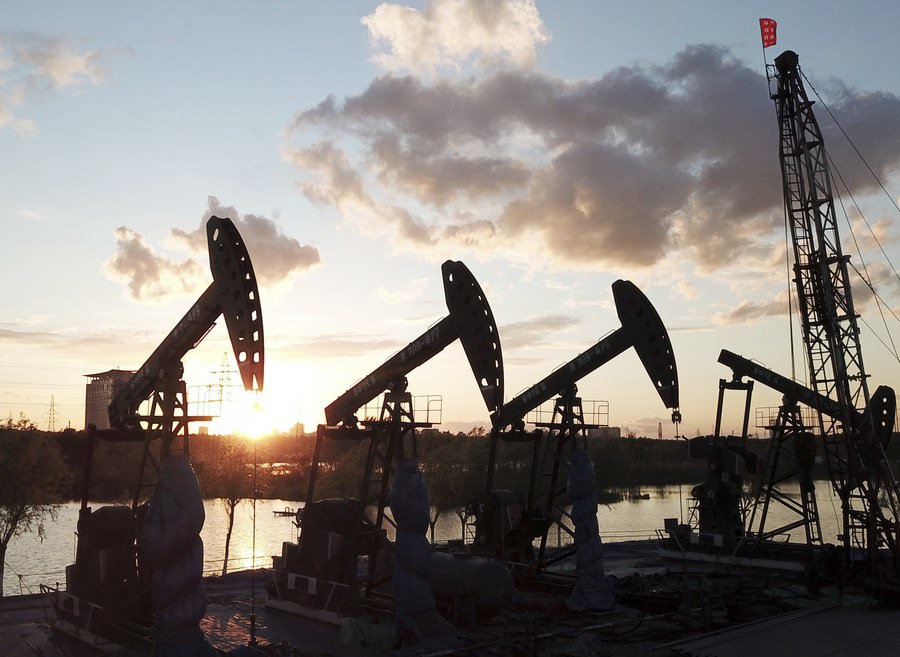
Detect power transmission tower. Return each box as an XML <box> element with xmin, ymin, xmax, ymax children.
<box><xmin>48</xmin><ymin>395</ymin><xmax>57</xmax><ymax>431</ymax></box>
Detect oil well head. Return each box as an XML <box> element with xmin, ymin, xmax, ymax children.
<box><xmin>208</xmin><ymin>216</ymin><xmax>264</xmax><ymax>392</ymax></box>
<box><xmin>442</xmin><ymin>260</ymin><xmax>504</xmax><ymax>416</ymax></box>
<box><xmin>612</xmin><ymin>279</ymin><xmax>678</xmax><ymax>411</ymax></box>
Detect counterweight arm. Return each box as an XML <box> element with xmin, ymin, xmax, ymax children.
<box><xmin>108</xmin><ymin>216</ymin><xmax>264</xmax><ymax>430</ymax></box>
<box><xmin>497</xmin><ymin>280</ymin><xmax>680</xmax><ymax>428</ymax></box>
<box><xmin>324</xmin><ymin>260</ymin><xmax>503</xmax><ymax>427</ymax></box>
<box><xmin>718</xmin><ymin>348</ymin><xmax>895</xmax><ymax>443</ymax></box>
<box><xmin>324</xmin><ymin>316</ymin><xmax>456</xmax><ymax>426</ymax></box>
<box><xmin>718</xmin><ymin>349</ymin><xmax>846</xmax><ymax>422</ymax></box>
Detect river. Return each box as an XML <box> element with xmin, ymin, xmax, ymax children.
<box><xmin>3</xmin><ymin>482</ymin><xmax>847</xmax><ymax>596</ymax></box>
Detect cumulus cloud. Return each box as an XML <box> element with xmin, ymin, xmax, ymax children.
<box><xmin>714</xmin><ymin>288</ymin><xmax>791</xmax><ymax>325</ymax></box>
<box><xmin>362</xmin><ymin>0</ymin><xmax>548</xmax><ymax>76</ymax></box>
<box><xmin>500</xmin><ymin>314</ymin><xmax>580</xmax><ymax>351</ymax></box>
<box><xmin>846</xmin><ymin>214</ymin><xmax>895</xmax><ymax>254</ymax></box>
<box><xmin>849</xmin><ymin>261</ymin><xmax>900</xmax><ymax>313</ymax></box>
<box><xmin>0</xmin><ymin>31</ymin><xmax>104</xmax><ymax>133</ymax></box>
<box><xmin>286</xmin><ymin>45</ymin><xmax>780</xmax><ymax>268</ymax></box>
<box><xmin>104</xmin><ymin>226</ymin><xmax>206</xmax><ymax>302</ymax></box>
<box><xmin>714</xmin><ymin>250</ymin><xmax>900</xmax><ymax>326</ymax></box>
<box><xmin>286</xmin><ymin>8</ymin><xmax>900</xmax><ymax>279</ymax></box>
<box><xmin>106</xmin><ymin>197</ymin><xmax>320</xmax><ymax>302</ymax></box>
<box><xmin>170</xmin><ymin>196</ymin><xmax>321</xmax><ymax>287</ymax></box>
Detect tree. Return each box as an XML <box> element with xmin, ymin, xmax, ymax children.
<box><xmin>314</xmin><ymin>442</ymin><xmax>369</xmax><ymax>499</ymax></box>
<box><xmin>421</xmin><ymin>434</ymin><xmax>485</xmax><ymax>543</ymax></box>
<box><xmin>200</xmin><ymin>437</ymin><xmax>257</xmax><ymax>575</ymax></box>
<box><xmin>0</xmin><ymin>416</ymin><xmax>71</xmax><ymax>596</ymax></box>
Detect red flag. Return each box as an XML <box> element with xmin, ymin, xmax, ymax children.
<box><xmin>759</xmin><ymin>18</ymin><xmax>777</xmax><ymax>48</ymax></box>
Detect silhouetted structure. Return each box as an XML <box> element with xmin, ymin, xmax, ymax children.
<box><xmin>83</xmin><ymin>369</ymin><xmax>135</xmax><ymax>430</ymax></box>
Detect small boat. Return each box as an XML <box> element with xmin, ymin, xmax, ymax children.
<box><xmin>272</xmin><ymin>507</ymin><xmax>296</xmax><ymax>517</ymax></box>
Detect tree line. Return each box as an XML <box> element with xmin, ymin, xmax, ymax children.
<box><xmin>6</xmin><ymin>416</ymin><xmax>900</xmax><ymax>589</ymax></box>
<box><xmin>13</xmin><ymin>422</ymin><xmax>900</xmax><ymax>507</ymax></box>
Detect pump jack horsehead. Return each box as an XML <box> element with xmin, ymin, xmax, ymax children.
<box><xmin>479</xmin><ymin>280</ymin><xmax>680</xmax><ymax>611</ymax></box>
<box><xmin>49</xmin><ymin>216</ymin><xmax>264</xmax><ymax>655</ymax></box>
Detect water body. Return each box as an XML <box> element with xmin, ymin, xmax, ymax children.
<box><xmin>4</xmin><ymin>498</ymin><xmax>302</xmax><ymax>596</ymax></box>
<box><xmin>3</xmin><ymin>482</ymin><xmax>847</xmax><ymax>596</ymax></box>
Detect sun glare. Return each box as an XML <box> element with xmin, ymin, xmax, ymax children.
<box><xmin>198</xmin><ymin>364</ymin><xmax>325</xmax><ymax>438</ymax></box>
<box><xmin>209</xmin><ymin>392</ymin><xmax>271</xmax><ymax>439</ymax></box>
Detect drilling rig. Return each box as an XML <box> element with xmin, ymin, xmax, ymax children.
<box><xmin>48</xmin><ymin>216</ymin><xmax>264</xmax><ymax>654</ymax></box>
<box><xmin>473</xmin><ymin>280</ymin><xmax>680</xmax><ymax>609</ymax></box>
<box><xmin>697</xmin><ymin>51</ymin><xmax>899</xmax><ymax>587</ymax></box>
<box><xmin>267</xmin><ymin>261</ymin><xmax>511</xmax><ymax>634</ymax></box>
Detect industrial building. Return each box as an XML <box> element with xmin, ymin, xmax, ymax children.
<box><xmin>83</xmin><ymin>369</ymin><xmax>134</xmax><ymax>429</ymax></box>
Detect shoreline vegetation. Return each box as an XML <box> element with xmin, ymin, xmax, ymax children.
<box><xmin>5</xmin><ymin>419</ymin><xmax>900</xmax><ymax>593</ymax></box>
<box><xmin>10</xmin><ymin>424</ymin><xmax>900</xmax><ymax>507</ymax></box>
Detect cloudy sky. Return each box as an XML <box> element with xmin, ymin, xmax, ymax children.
<box><xmin>4</xmin><ymin>1</ymin><xmax>900</xmax><ymax>438</ymax></box>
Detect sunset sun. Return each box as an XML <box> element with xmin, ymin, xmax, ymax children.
<box><xmin>209</xmin><ymin>392</ymin><xmax>271</xmax><ymax>439</ymax></box>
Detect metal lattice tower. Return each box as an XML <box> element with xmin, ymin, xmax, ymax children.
<box><xmin>773</xmin><ymin>51</ymin><xmax>868</xmax><ymax>428</ymax></box>
<box><xmin>211</xmin><ymin>351</ymin><xmax>237</xmax><ymax>413</ymax></box>
<box><xmin>747</xmin><ymin>403</ymin><xmax>822</xmax><ymax>547</ymax></box>
<box><xmin>771</xmin><ymin>51</ymin><xmax>897</xmax><ymax>561</ymax></box>
<box><xmin>532</xmin><ymin>386</ymin><xmax>591</xmax><ymax>571</ymax></box>
<box><xmin>48</xmin><ymin>395</ymin><xmax>57</xmax><ymax>432</ymax></box>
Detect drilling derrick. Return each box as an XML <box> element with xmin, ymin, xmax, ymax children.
<box><xmin>772</xmin><ymin>50</ymin><xmax>899</xmax><ymax>567</ymax></box>
<box><xmin>774</xmin><ymin>50</ymin><xmax>867</xmax><ymax>434</ymax></box>
<box><xmin>713</xmin><ymin>52</ymin><xmax>898</xmax><ymax>578</ymax></box>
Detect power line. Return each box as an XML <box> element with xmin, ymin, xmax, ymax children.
<box><xmin>0</xmin><ymin>380</ymin><xmax>83</xmax><ymax>387</ymax></box>
<box><xmin>0</xmin><ymin>389</ymin><xmax>83</xmax><ymax>398</ymax></box>
<box><xmin>1</xmin><ymin>401</ymin><xmax>80</xmax><ymax>408</ymax></box>
<box><xmin>0</xmin><ymin>361</ymin><xmax>90</xmax><ymax>373</ymax></box>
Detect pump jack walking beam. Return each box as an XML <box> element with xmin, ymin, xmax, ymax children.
<box><xmin>108</xmin><ymin>216</ymin><xmax>264</xmax><ymax>435</ymax></box>
<box><xmin>324</xmin><ymin>260</ymin><xmax>502</xmax><ymax>428</ymax></box>
<box><xmin>87</xmin><ymin>216</ymin><xmax>264</xmax><ymax>504</ymax></box>
<box><xmin>496</xmin><ymin>280</ymin><xmax>679</xmax><ymax>430</ymax></box>
<box><xmin>479</xmin><ymin>280</ymin><xmax>680</xmax><ymax>568</ymax></box>
<box><xmin>307</xmin><ymin>260</ymin><xmax>503</xmax><ymax>595</ymax></box>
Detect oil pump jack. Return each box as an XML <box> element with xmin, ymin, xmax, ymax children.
<box><xmin>50</xmin><ymin>216</ymin><xmax>264</xmax><ymax>654</ymax></box>
<box><xmin>706</xmin><ymin>51</ymin><xmax>900</xmax><ymax>585</ymax></box>
<box><xmin>268</xmin><ymin>260</ymin><xmax>508</xmax><ymax>633</ymax></box>
<box><xmin>473</xmin><ymin>280</ymin><xmax>680</xmax><ymax>609</ymax></box>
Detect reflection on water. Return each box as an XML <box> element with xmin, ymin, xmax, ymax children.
<box><xmin>4</xmin><ymin>481</ymin><xmax>848</xmax><ymax>596</ymax></box>
<box><xmin>4</xmin><ymin>499</ymin><xmax>302</xmax><ymax>596</ymax></box>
